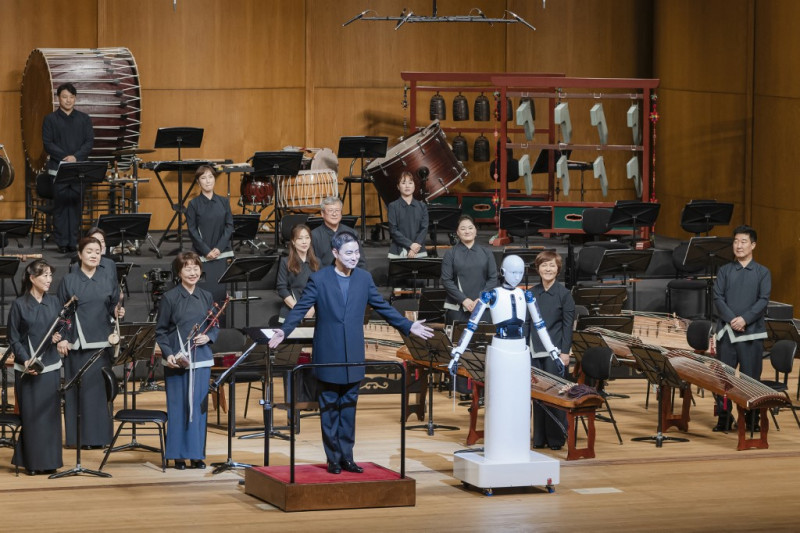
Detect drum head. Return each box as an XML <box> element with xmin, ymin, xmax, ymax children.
<box><xmin>310</xmin><ymin>148</ymin><xmax>338</xmax><ymax>173</ymax></box>
<box><xmin>0</xmin><ymin>158</ymin><xmax>13</xmax><ymax>190</ymax></box>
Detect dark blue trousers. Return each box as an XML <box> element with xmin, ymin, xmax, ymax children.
<box><xmin>317</xmin><ymin>380</ymin><xmax>359</xmax><ymax>465</ymax></box>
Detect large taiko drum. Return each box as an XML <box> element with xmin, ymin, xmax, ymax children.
<box><xmin>21</xmin><ymin>47</ymin><xmax>142</xmax><ymax>173</ymax></box>
<box><xmin>277</xmin><ymin>170</ymin><xmax>339</xmax><ymax>211</ymax></box>
<box><xmin>366</xmin><ymin>121</ymin><xmax>467</xmax><ymax>205</ymax></box>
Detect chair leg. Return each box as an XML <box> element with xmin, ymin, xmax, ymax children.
<box><xmin>783</xmin><ymin>391</ymin><xmax>800</xmax><ymax>430</ymax></box>
<box><xmin>158</xmin><ymin>424</ymin><xmax>167</xmax><ymax>472</ymax></box>
<box><xmin>602</xmin><ymin>397</ymin><xmax>624</xmax><ymax>445</ymax></box>
<box><xmin>244</xmin><ymin>383</ymin><xmax>252</xmax><ymax>419</ymax></box>
<box><xmin>769</xmin><ymin>408</ymin><xmax>780</xmax><ymax>431</ymax></box>
<box><xmin>665</xmin><ymin>287</ymin><xmax>672</xmax><ymax>315</ymax></box>
<box><xmin>100</xmin><ymin>421</ymin><xmax>126</xmax><ymax>471</ymax></box>
<box><xmin>645</xmin><ymin>382</ymin><xmax>650</xmax><ymax>409</ymax></box>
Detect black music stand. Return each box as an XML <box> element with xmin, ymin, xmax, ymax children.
<box><xmin>576</xmin><ymin>314</ymin><xmax>634</xmax><ymax>334</ymax></box>
<box><xmin>571</xmin><ymin>286</ymin><xmax>628</xmax><ymax>315</ymax></box>
<box><xmin>97</xmin><ymin>213</ymin><xmax>151</xmax><ymax>262</ymax></box>
<box><xmin>764</xmin><ymin>319</ymin><xmax>800</xmax><ymax>351</ymax></box>
<box><xmin>251</xmin><ymin>151</ymin><xmax>303</xmax><ymax>250</ymax></box>
<box><xmin>218</xmin><ymin>256</ymin><xmax>279</xmax><ymax>327</ymax></box>
<box><xmin>684</xmin><ymin>236</ymin><xmax>734</xmax><ymax>319</ymax></box>
<box><xmin>51</xmin><ymin>347</ymin><xmax>112</xmax><ymax>479</ymax></box>
<box><xmin>0</xmin><ymin>257</ymin><xmax>20</xmax><ymax>323</ymax></box>
<box><xmin>680</xmin><ymin>200</ymin><xmax>734</xmax><ymax>235</ymax></box>
<box><xmin>0</xmin><ymin>220</ymin><xmax>32</xmax><ymax>254</ymax></box>
<box><xmin>115</xmin><ymin>262</ymin><xmax>134</xmax><ymax>299</ymax></box>
<box><xmin>388</xmin><ymin>258</ymin><xmax>442</xmax><ymax>300</ymax></box>
<box><xmin>418</xmin><ymin>288</ymin><xmax>447</xmax><ymax>324</ymax></box>
<box><xmin>427</xmin><ymin>205</ymin><xmax>462</xmax><ymax>257</ymax></box>
<box><xmin>401</xmin><ymin>329</ymin><xmax>459</xmax><ymax>435</ymax></box>
<box><xmin>56</xmin><ymin>162</ymin><xmax>108</xmax><ymax>238</ymax></box>
<box><xmin>595</xmin><ymin>249</ymin><xmax>653</xmax><ymax>310</ymax></box>
<box><xmin>338</xmin><ymin>136</ymin><xmax>389</xmax><ymax>244</ymax></box>
<box><xmin>629</xmin><ymin>345</ymin><xmax>690</xmax><ymax>447</ymax></box>
<box><xmin>607</xmin><ymin>201</ymin><xmax>661</xmax><ymax>243</ymax></box>
<box><xmin>232</xmin><ymin>213</ymin><xmax>265</xmax><ymax>253</ymax></box>
<box><xmin>154</xmin><ymin>127</ymin><xmax>204</xmax><ymax>251</ymax></box>
<box><xmin>499</xmin><ymin>206</ymin><xmax>552</xmax><ymax>248</ymax></box>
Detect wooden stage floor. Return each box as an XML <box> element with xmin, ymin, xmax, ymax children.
<box><xmin>1</xmin><ymin>374</ymin><xmax>799</xmax><ymax>532</ymax></box>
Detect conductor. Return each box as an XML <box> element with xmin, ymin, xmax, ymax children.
<box><xmin>269</xmin><ymin>231</ymin><xmax>433</xmax><ymax>474</ymax></box>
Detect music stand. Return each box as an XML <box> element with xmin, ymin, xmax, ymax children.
<box><xmin>218</xmin><ymin>256</ymin><xmax>279</xmax><ymax>327</ymax></box>
<box><xmin>499</xmin><ymin>206</ymin><xmax>552</xmax><ymax>248</ymax></box>
<box><xmin>0</xmin><ymin>220</ymin><xmax>32</xmax><ymax>255</ymax></box>
<box><xmin>418</xmin><ymin>288</ymin><xmax>447</xmax><ymax>324</ymax></box>
<box><xmin>576</xmin><ymin>314</ymin><xmax>634</xmax><ymax>334</ymax></box>
<box><xmin>764</xmin><ymin>319</ymin><xmax>800</xmax><ymax>351</ymax></box>
<box><xmin>0</xmin><ymin>257</ymin><xmax>20</xmax><ymax>323</ymax></box>
<box><xmin>56</xmin><ymin>162</ymin><xmax>108</xmax><ymax>238</ymax></box>
<box><xmin>571</xmin><ymin>286</ymin><xmax>628</xmax><ymax>315</ymax></box>
<box><xmin>629</xmin><ymin>345</ymin><xmax>690</xmax><ymax>447</ymax></box>
<box><xmin>680</xmin><ymin>200</ymin><xmax>734</xmax><ymax>235</ymax></box>
<box><xmin>232</xmin><ymin>213</ymin><xmax>264</xmax><ymax>253</ymax></box>
<box><xmin>427</xmin><ymin>205</ymin><xmax>461</xmax><ymax>257</ymax></box>
<box><xmin>115</xmin><ymin>262</ymin><xmax>134</xmax><ymax>299</ymax></box>
<box><xmin>337</xmin><ymin>136</ymin><xmax>389</xmax><ymax>244</ymax></box>
<box><xmin>595</xmin><ymin>249</ymin><xmax>653</xmax><ymax>310</ymax></box>
<box><xmin>251</xmin><ymin>151</ymin><xmax>303</xmax><ymax>250</ymax></box>
<box><xmin>387</xmin><ymin>258</ymin><xmax>442</xmax><ymax>299</ymax></box>
<box><xmin>401</xmin><ymin>329</ymin><xmax>459</xmax><ymax>435</ymax></box>
<box><xmin>607</xmin><ymin>201</ymin><xmax>661</xmax><ymax>243</ymax></box>
<box><xmin>154</xmin><ymin>127</ymin><xmax>204</xmax><ymax>252</ymax></box>
<box><xmin>684</xmin><ymin>236</ymin><xmax>734</xmax><ymax>319</ymax></box>
<box><xmin>97</xmin><ymin>213</ymin><xmax>151</xmax><ymax>262</ymax></box>
<box><xmin>51</xmin><ymin>347</ymin><xmax>112</xmax><ymax>479</ymax></box>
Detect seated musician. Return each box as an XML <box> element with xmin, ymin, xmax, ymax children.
<box><xmin>440</xmin><ymin>215</ymin><xmax>498</xmax><ymax>324</ymax></box>
<box><xmin>276</xmin><ymin>224</ymin><xmax>319</xmax><ymax>323</ymax></box>
<box><xmin>186</xmin><ymin>165</ymin><xmax>234</xmax><ymax>319</ymax></box>
<box><xmin>387</xmin><ymin>171</ymin><xmax>428</xmax><ymax>259</ymax></box>
<box><xmin>311</xmin><ymin>196</ymin><xmax>365</xmax><ymax>268</ymax></box>
<box><xmin>528</xmin><ymin>251</ymin><xmax>575</xmax><ymax>451</ymax></box>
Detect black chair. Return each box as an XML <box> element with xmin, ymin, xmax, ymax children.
<box><xmin>0</xmin><ymin>412</ymin><xmax>21</xmax><ymax>476</ymax></box>
<box><xmin>580</xmin><ymin>346</ymin><xmax>623</xmax><ymax>444</ymax></box>
<box><xmin>99</xmin><ymin>367</ymin><xmax>168</xmax><ymax>472</ymax></box>
<box><xmin>665</xmin><ymin>242</ymin><xmax>707</xmax><ymax>318</ymax></box>
<box><xmin>279</xmin><ymin>214</ymin><xmax>309</xmax><ymax>247</ymax></box>
<box><xmin>760</xmin><ymin>340</ymin><xmax>800</xmax><ymax>431</ymax></box>
<box><xmin>576</xmin><ymin>208</ymin><xmax>627</xmax><ymax>279</ymax></box>
<box><xmin>686</xmin><ymin>319</ymin><xmax>713</xmax><ymax>352</ymax></box>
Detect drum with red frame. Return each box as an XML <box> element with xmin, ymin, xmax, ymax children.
<box><xmin>239</xmin><ymin>174</ymin><xmax>274</xmax><ymax>207</ymax></box>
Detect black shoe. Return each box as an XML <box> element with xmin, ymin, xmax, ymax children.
<box><xmin>191</xmin><ymin>460</ymin><xmax>206</xmax><ymax>469</ymax></box>
<box><xmin>713</xmin><ymin>416</ymin><xmax>733</xmax><ymax>432</ymax></box>
<box><xmin>326</xmin><ymin>462</ymin><xmax>341</xmax><ymax>474</ymax></box>
<box><xmin>174</xmin><ymin>460</ymin><xmax>186</xmax><ymax>470</ymax></box>
<box><xmin>340</xmin><ymin>460</ymin><xmax>363</xmax><ymax>473</ymax></box>
<box><xmin>549</xmin><ymin>445</ymin><xmax>563</xmax><ymax>451</ymax></box>
<box><xmin>532</xmin><ymin>444</ymin><xmax>548</xmax><ymax>449</ymax></box>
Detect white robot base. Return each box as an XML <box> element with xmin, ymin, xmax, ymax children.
<box><xmin>453</xmin><ymin>450</ymin><xmax>560</xmax><ymax>494</ymax></box>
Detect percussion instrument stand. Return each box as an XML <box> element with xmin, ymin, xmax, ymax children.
<box><xmin>630</xmin><ymin>345</ymin><xmax>690</xmax><ymax>447</ymax></box>
<box><xmin>51</xmin><ymin>347</ymin><xmax>112</xmax><ymax>479</ymax></box>
<box><xmin>127</xmin><ymin>155</ymin><xmax>162</xmax><ymax>258</ymax></box>
<box><xmin>337</xmin><ymin>136</ymin><xmax>388</xmax><ymax>245</ymax></box>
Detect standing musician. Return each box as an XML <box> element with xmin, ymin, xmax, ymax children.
<box><xmin>185</xmin><ymin>165</ymin><xmax>234</xmax><ymax>317</ymax></box>
<box><xmin>156</xmin><ymin>252</ymin><xmax>219</xmax><ymax>470</ymax></box>
<box><xmin>7</xmin><ymin>260</ymin><xmax>64</xmax><ymax>475</ymax></box>
<box><xmin>528</xmin><ymin>251</ymin><xmax>575</xmax><ymax>451</ymax></box>
<box><xmin>712</xmin><ymin>225</ymin><xmax>771</xmax><ymax>432</ymax></box>
<box><xmin>276</xmin><ymin>224</ymin><xmax>319</xmax><ymax>323</ymax></box>
<box><xmin>42</xmin><ymin>82</ymin><xmax>94</xmax><ymax>254</ymax></box>
<box><xmin>440</xmin><ymin>215</ymin><xmax>498</xmax><ymax>324</ymax></box>
<box><xmin>387</xmin><ymin>171</ymin><xmax>429</xmax><ymax>259</ymax></box>
<box><xmin>311</xmin><ymin>196</ymin><xmax>365</xmax><ymax>268</ymax></box>
<box><xmin>269</xmin><ymin>231</ymin><xmax>433</xmax><ymax>474</ymax></box>
<box><xmin>69</xmin><ymin>227</ymin><xmax>117</xmax><ymax>287</ymax></box>
<box><xmin>57</xmin><ymin>237</ymin><xmax>124</xmax><ymax>449</ymax></box>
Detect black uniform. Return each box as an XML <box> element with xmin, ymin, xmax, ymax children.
<box><xmin>275</xmin><ymin>256</ymin><xmax>315</xmax><ymax>321</ymax></box>
<box><xmin>7</xmin><ymin>293</ymin><xmax>64</xmax><ymax>472</ymax></box>
<box><xmin>58</xmin><ymin>268</ymin><xmax>119</xmax><ymax>447</ymax></box>
<box><xmin>386</xmin><ymin>197</ymin><xmax>428</xmax><ymax>257</ymax></box>
<box><xmin>42</xmin><ymin>108</ymin><xmax>94</xmax><ymax>249</ymax></box>
<box><xmin>186</xmin><ymin>193</ymin><xmax>234</xmax><ymax>309</ymax></box>
<box><xmin>440</xmin><ymin>242</ymin><xmax>498</xmax><ymax>324</ymax></box>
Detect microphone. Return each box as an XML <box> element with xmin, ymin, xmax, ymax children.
<box><xmin>343</xmin><ymin>9</ymin><xmax>369</xmax><ymax>27</ymax></box>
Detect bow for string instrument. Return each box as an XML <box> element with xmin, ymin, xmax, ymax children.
<box><xmin>175</xmin><ymin>296</ymin><xmax>230</xmax><ymax>369</ymax></box>
<box><xmin>108</xmin><ymin>289</ymin><xmax>125</xmax><ymax>362</ymax></box>
<box><xmin>25</xmin><ymin>295</ymin><xmax>79</xmax><ymax>375</ymax></box>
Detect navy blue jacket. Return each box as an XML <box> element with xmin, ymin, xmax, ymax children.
<box><xmin>281</xmin><ymin>266</ymin><xmax>412</xmax><ymax>384</ymax></box>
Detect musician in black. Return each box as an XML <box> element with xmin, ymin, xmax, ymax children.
<box><xmin>57</xmin><ymin>237</ymin><xmax>124</xmax><ymax>449</ymax></box>
<box><xmin>276</xmin><ymin>224</ymin><xmax>319</xmax><ymax>323</ymax></box>
<box><xmin>440</xmin><ymin>215</ymin><xmax>498</xmax><ymax>324</ymax></box>
<box><xmin>387</xmin><ymin>171</ymin><xmax>428</xmax><ymax>259</ymax></box>
<box><xmin>528</xmin><ymin>251</ymin><xmax>575</xmax><ymax>451</ymax></box>
<box><xmin>311</xmin><ymin>196</ymin><xmax>365</xmax><ymax>268</ymax></box>
<box><xmin>156</xmin><ymin>252</ymin><xmax>219</xmax><ymax>470</ymax></box>
<box><xmin>186</xmin><ymin>165</ymin><xmax>233</xmax><ymax>315</ymax></box>
<box><xmin>68</xmin><ymin>227</ymin><xmax>118</xmax><ymax>287</ymax></box>
<box><xmin>7</xmin><ymin>260</ymin><xmax>64</xmax><ymax>474</ymax></box>
<box><xmin>712</xmin><ymin>225</ymin><xmax>771</xmax><ymax>432</ymax></box>
<box><xmin>42</xmin><ymin>82</ymin><xmax>94</xmax><ymax>254</ymax></box>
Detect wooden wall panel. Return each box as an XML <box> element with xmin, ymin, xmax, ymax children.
<box><xmin>753</xmin><ymin>0</ymin><xmax>800</xmax><ymax>99</ymax></box>
<box><xmin>97</xmin><ymin>0</ymin><xmax>305</xmax><ymax>89</ymax></box>
<box><xmin>751</xmin><ymin>206</ymin><xmax>800</xmax><ymax>310</ymax></box>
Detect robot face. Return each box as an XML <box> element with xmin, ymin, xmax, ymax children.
<box><xmin>501</xmin><ymin>255</ymin><xmax>525</xmax><ymax>288</ymax></box>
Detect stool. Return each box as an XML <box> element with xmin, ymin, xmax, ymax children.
<box><xmin>341</xmin><ymin>175</ymin><xmax>385</xmax><ymax>240</ymax></box>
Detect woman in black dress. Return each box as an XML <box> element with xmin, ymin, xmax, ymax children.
<box><xmin>7</xmin><ymin>259</ymin><xmax>64</xmax><ymax>474</ymax></box>
<box><xmin>57</xmin><ymin>236</ymin><xmax>124</xmax><ymax>449</ymax></box>
<box><xmin>156</xmin><ymin>252</ymin><xmax>219</xmax><ymax>470</ymax></box>
<box><xmin>275</xmin><ymin>224</ymin><xmax>319</xmax><ymax>323</ymax></box>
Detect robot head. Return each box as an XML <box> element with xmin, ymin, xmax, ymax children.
<box><xmin>500</xmin><ymin>255</ymin><xmax>525</xmax><ymax>288</ymax></box>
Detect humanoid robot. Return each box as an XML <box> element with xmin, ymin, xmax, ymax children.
<box><xmin>449</xmin><ymin>254</ymin><xmax>562</xmax><ymax>464</ymax></box>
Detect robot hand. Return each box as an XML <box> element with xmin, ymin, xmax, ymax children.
<box><xmin>448</xmin><ymin>349</ymin><xmax>463</xmax><ymax>376</ymax></box>
<box><xmin>549</xmin><ymin>349</ymin><xmax>565</xmax><ymax>376</ymax></box>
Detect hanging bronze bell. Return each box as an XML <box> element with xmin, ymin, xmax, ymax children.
<box><xmin>474</xmin><ymin>92</ymin><xmax>490</xmax><ymax>121</ymax></box>
<box><xmin>430</xmin><ymin>91</ymin><xmax>446</xmax><ymax>121</ymax></box>
<box><xmin>473</xmin><ymin>134</ymin><xmax>490</xmax><ymax>162</ymax></box>
<box><xmin>453</xmin><ymin>92</ymin><xmax>469</xmax><ymax>121</ymax></box>
<box><xmin>452</xmin><ymin>133</ymin><xmax>468</xmax><ymax>162</ymax></box>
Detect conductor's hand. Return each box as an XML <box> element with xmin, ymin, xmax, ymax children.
<box><xmin>267</xmin><ymin>329</ymin><xmax>285</xmax><ymax>349</ymax></box>
<box><xmin>410</xmin><ymin>320</ymin><xmax>434</xmax><ymax>340</ymax></box>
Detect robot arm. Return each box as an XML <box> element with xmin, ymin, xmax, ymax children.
<box><xmin>449</xmin><ymin>291</ymin><xmax>492</xmax><ymax>374</ymax></box>
<box><xmin>526</xmin><ymin>291</ymin><xmax>564</xmax><ymax>374</ymax></box>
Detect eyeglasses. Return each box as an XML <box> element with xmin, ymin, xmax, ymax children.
<box><xmin>324</xmin><ymin>209</ymin><xmax>342</xmax><ymax>215</ymax></box>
